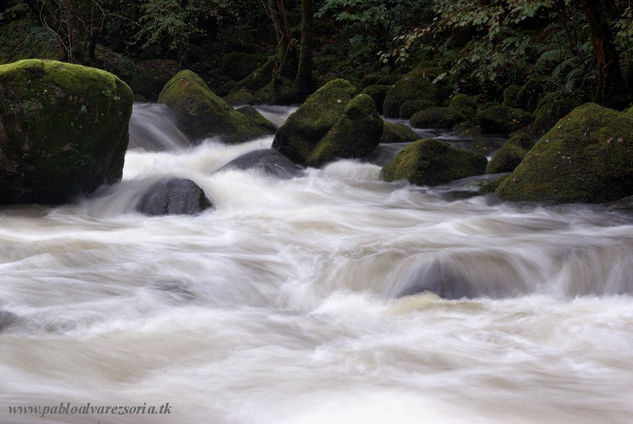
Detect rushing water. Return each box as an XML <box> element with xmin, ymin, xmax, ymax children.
<box><xmin>1</xmin><ymin>105</ymin><xmax>632</xmax><ymax>424</ymax></box>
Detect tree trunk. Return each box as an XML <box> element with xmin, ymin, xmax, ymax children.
<box><xmin>294</xmin><ymin>0</ymin><xmax>314</xmax><ymax>100</ymax></box>
<box><xmin>266</xmin><ymin>0</ymin><xmax>294</xmax><ymax>83</ymax></box>
<box><xmin>579</xmin><ymin>0</ymin><xmax>629</xmax><ymax>108</ymax></box>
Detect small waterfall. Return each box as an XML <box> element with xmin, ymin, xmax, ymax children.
<box><xmin>128</xmin><ymin>103</ymin><xmax>190</xmax><ymax>151</ymax></box>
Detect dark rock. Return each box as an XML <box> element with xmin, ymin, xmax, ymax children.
<box><xmin>476</xmin><ymin>104</ymin><xmax>534</xmax><ymax>134</ymax></box>
<box><xmin>0</xmin><ymin>311</ymin><xmax>19</xmax><ymax>332</ymax></box>
<box><xmin>486</xmin><ymin>132</ymin><xmax>536</xmax><ymax>173</ymax></box>
<box><xmin>216</xmin><ymin>149</ymin><xmax>304</xmax><ymax>179</ymax></box>
<box><xmin>380</xmin><ymin>122</ymin><xmax>419</xmax><ymax>144</ymax></box>
<box><xmin>533</xmin><ymin>91</ymin><xmax>582</xmax><ymax>135</ymax></box>
<box><xmin>136</xmin><ymin>178</ymin><xmax>213</xmax><ymax>216</ymax></box>
<box><xmin>236</xmin><ymin>106</ymin><xmax>278</xmax><ymax>133</ymax></box>
<box><xmin>383</xmin><ymin>68</ymin><xmax>438</xmax><ymax>118</ymax></box>
<box><xmin>221</xmin><ymin>52</ymin><xmax>266</xmax><ymax>81</ymax></box>
<box><xmin>399</xmin><ymin>99</ymin><xmax>435</xmax><ymax>119</ymax></box>
<box><xmin>0</xmin><ymin>59</ymin><xmax>133</xmax><ymax>205</ymax></box>
<box><xmin>225</xmin><ymin>88</ymin><xmax>255</xmax><ymax>106</ymax></box>
<box><xmin>398</xmin><ymin>261</ymin><xmax>473</xmax><ymax>299</ymax></box>
<box><xmin>361</xmin><ymin>84</ymin><xmax>390</xmax><ymax>115</ymax></box>
<box><xmin>410</xmin><ymin>107</ymin><xmax>464</xmax><ymax>129</ymax></box>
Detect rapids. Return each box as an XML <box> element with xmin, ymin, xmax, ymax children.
<box><xmin>0</xmin><ymin>105</ymin><xmax>632</xmax><ymax>424</ymax></box>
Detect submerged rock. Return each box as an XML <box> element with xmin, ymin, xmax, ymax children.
<box><xmin>216</xmin><ymin>149</ymin><xmax>304</xmax><ymax>179</ymax></box>
<box><xmin>136</xmin><ymin>178</ymin><xmax>214</xmax><ymax>216</ymax></box>
<box><xmin>398</xmin><ymin>261</ymin><xmax>474</xmax><ymax>299</ymax></box>
<box><xmin>496</xmin><ymin>103</ymin><xmax>633</xmax><ymax>203</ymax></box>
<box><xmin>0</xmin><ymin>59</ymin><xmax>133</xmax><ymax>205</ymax></box>
<box><xmin>381</xmin><ymin>139</ymin><xmax>487</xmax><ymax>186</ymax></box>
<box><xmin>273</xmin><ymin>79</ymin><xmax>383</xmax><ymax>167</ymax></box>
<box><xmin>157</xmin><ymin>70</ymin><xmax>272</xmax><ymax>143</ymax></box>
<box><xmin>0</xmin><ymin>311</ymin><xmax>19</xmax><ymax>332</ymax></box>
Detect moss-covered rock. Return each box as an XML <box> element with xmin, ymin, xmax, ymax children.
<box><xmin>399</xmin><ymin>99</ymin><xmax>436</xmax><ymax>119</ymax></box>
<box><xmin>0</xmin><ymin>59</ymin><xmax>132</xmax><ymax>204</ymax></box>
<box><xmin>158</xmin><ymin>70</ymin><xmax>272</xmax><ymax>143</ymax></box>
<box><xmin>224</xmin><ymin>88</ymin><xmax>255</xmax><ymax>106</ymax></box>
<box><xmin>381</xmin><ymin>139</ymin><xmax>488</xmax><ymax>186</ymax></box>
<box><xmin>221</xmin><ymin>52</ymin><xmax>266</xmax><ymax>81</ymax></box>
<box><xmin>272</xmin><ymin>78</ymin><xmax>357</xmax><ymax>164</ymax></box>
<box><xmin>515</xmin><ymin>78</ymin><xmax>548</xmax><ymax>112</ymax></box>
<box><xmin>449</xmin><ymin>94</ymin><xmax>478</xmax><ymax>121</ymax></box>
<box><xmin>306</xmin><ymin>94</ymin><xmax>383</xmax><ymax>167</ymax></box>
<box><xmin>132</xmin><ymin>59</ymin><xmax>178</xmax><ymax>101</ymax></box>
<box><xmin>533</xmin><ymin>91</ymin><xmax>582</xmax><ymax>134</ymax></box>
<box><xmin>476</xmin><ymin>104</ymin><xmax>534</xmax><ymax>134</ymax></box>
<box><xmin>380</xmin><ymin>122</ymin><xmax>419</xmax><ymax>144</ymax></box>
<box><xmin>236</xmin><ymin>106</ymin><xmax>277</xmax><ymax>133</ymax></box>
<box><xmin>496</xmin><ymin>103</ymin><xmax>633</xmax><ymax>203</ymax></box>
<box><xmin>383</xmin><ymin>68</ymin><xmax>438</xmax><ymax>118</ymax></box>
<box><xmin>410</xmin><ymin>107</ymin><xmax>463</xmax><ymax>129</ymax></box>
<box><xmin>486</xmin><ymin>132</ymin><xmax>536</xmax><ymax>173</ymax></box>
<box><xmin>361</xmin><ymin>84</ymin><xmax>390</xmax><ymax>115</ymax></box>
<box><xmin>502</xmin><ymin>84</ymin><xmax>521</xmax><ymax>108</ymax></box>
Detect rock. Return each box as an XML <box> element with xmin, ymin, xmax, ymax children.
<box><xmin>0</xmin><ymin>59</ymin><xmax>133</xmax><ymax>205</ymax></box>
<box><xmin>221</xmin><ymin>52</ymin><xmax>266</xmax><ymax>81</ymax></box>
<box><xmin>476</xmin><ymin>104</ymin><xmax>533</xmax><ymax>134</ymax></box>
<box><xmin>449</xmin><ymin>94</ymin><xmax>478</xmax><ymax>121</ymax></box>
<box><xmin>236</xmin><ymin>106</ymin><xmax>277</xmax><ymax>133</ymax></box>
<box><xmin>216</xmin><ymin>149</ymin><xmax>304</xmax><ymax>179</ymax></box>
<box><xmin>157</xmin><ymin>70</ymin><xmax>272</xmax><ymax>143</ymax></box>
<box><xmin>609</xmin><ymin>195</ymin><xmax>633</xmax><ymax>213</ymax></box>
<box><xmin>486</xmin><ymin>132</ymin><xmax>536</xmax><ymax>173</ymax></box>
<box><xmin>398</xmin><ymin>261</ymin><xmax>473</xmax><ymax>299</ymax></box>
<box><xmin>131</xmin><ymin>60</ymin><xmax>179</xmax><ymax>101</ymax></box>
<box><xmin>383</xmin><ymin>68</ymin><xmax>438</xmax><ymax>118</ymax></box>
<box><xmin>235</xmin><ymin>57</ymin><xmax>275</xmax><ymax>92</ymax></box>
<box><xmin>410</xmin><ymin>107</ymin><xmax>463</xmax><ymax>129</ymax></box>
<box><xmin>502</xmin><ymin>84</ymin><xmax>521</xmax><ymax>108</ymax></box>
<box><xmin>399</xmin><ymin>99</ymin><xmax>435</xmax><ymax>119</ymax></box>
<box><xmin>381</xmin><ymin>139</ymin><xmax>487</xmax><ymax>186</ymax></box>
<box><xmin>272</xmin><ymin>78</ymin><xmax>357</xmax><ymax>164</ymax></box>
<box><xmin>136</xmin><ymin>178</ymin><xmax>213</xmax><ymax>216</ymax></box>
<box><xmin>224</xmin><ymin>88</ymin><xmax>255</xmax><ymax>106</ymax></box>
<box><xmin>515</xmin><ymin>78</ymin><xmax>548</xmax><ymax>112</ymax></box>
<box><xmin>496</xmin><ymin>103</ymin><xmax>633</xmax><ymax>203</ymax></box>
<box><xmin>533</xmin><ymin>91</ymin><xmax>582</xmax><ymax>134</ymax></box>
<box><xmin>0</xmin><ymin>311</ymin><xmax>19</xmax><ymax>332</ymax></box>
<box><xmin>453</xmin><ymin>123</ymin><xmax>484</xmax><ymax>136</ymax></box>
<box><xmin>305</xmin><ymin>94</ymin><xmax>383</xmax><ymax>167</ymax></box>
<box><xmin>361</xmin><ymin>84</ymin><xmax>390</xmax><ymax>115</ymax></box>
<box><xmin>380</xmin><ymin>122</ymin><xmax>419</xmax><ymax>144</ymax></box>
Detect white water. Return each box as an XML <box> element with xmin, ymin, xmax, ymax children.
<box><xmin>1</xmin><ymin>106</ymin><xmax>633</xmax><ymax>424</ymax></box>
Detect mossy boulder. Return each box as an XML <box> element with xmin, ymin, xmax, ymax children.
<box><xmin>380</xmin><ymin>122</ymin><xmax>419</xmax><ymax>144</ymax></box>
<box><xmin>361</xmin><ymin>84</ymin><xmax>390</xmax><ymax>115</ymax></box>
<box><xmin>449</xmin><ymin>94</ymin><xmax>478</xmax><ymax>121</ymax></box>
<box><xmin>157</xmin><ymin>70</ymin><xmax>272</xmax><ymax>143</ymax></box>
<box><xmin>383</xmin><ymin>68</ymin><xmax>438</xmax><ymax>118</ymax></box>
<box><xmin>236</xmin><ymin>106</ymin><xmax>277</xmax><ymax>133</ymax></box>
<box><xmin>0</xmin><ymin>59</ymin><xmax>133</xmax><ymax>204</ymax></box>
<box><xmin>502</xmin><ymin>84</ymin><xmax>522</xmax><ymax>108</ymax></box>
<box><xmin>399</xmin><ymin>99</ymin><xmax>436</xmax><ymax>119</ymax></box>
<box><xmin>533</xmin><ymin>91</ymin><xmax>582</xmax><ymax>134</ymax></box>
<box><xmin>221</xmin><ymin>52</ymin><xmax>266</xmax><ymax>81</ymax></box>
<box><xmin>224</xmin><ymin>88</ymin><xmax>255</xmax><ymax>106</ymax></box>
<box><xmin>486</xmin><ymin>132</ymin><xmax>536</xmax><ymax>173</ymax></box>
<box><xmin>515</xmin><ymin>78</ymin><xmax>548</xmax><ymax>112</ymax></box>
<box><xmin>132</xmin><ymin>59</ymin><xmax>178</xmax><ymax>101</ymax></box>
<box><xmin>272</xmin><ymin>78</ymin><xmax>357</xmax><ymax>164</ymax></box>
<box><xmin>305</xmin><ymin>94</ymin><xmax>383</xmax><ymax>167</ymax></box>
<box><xmin>476</xmin><ymin>104</ymin><xmax>533</xmax><ymax>134</ymax></box>
<box><xmin>410</xmin><ymin>107</ymin><xmax>463</xmax><ymax>129</ymax></box>
<box><xmin>381</xmin><ymin>139</ymin><xmax>488</xmax><ymax>186</ymax></box>
<box><xmin>496</xmin><ymin>103</ymin><xmax>633</xmax><ymax>203</ymax></box>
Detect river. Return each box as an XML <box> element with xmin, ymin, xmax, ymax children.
<box><xmin>1</xmin><ymin>104</ymin><xmax>632</xmax><ymax>424</ymax></box>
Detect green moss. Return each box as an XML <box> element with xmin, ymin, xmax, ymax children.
<box><xmin>486</xmin><ymin>132</ymin><xmax>536</xmax><ymax>173</ymax></box>
<box><xmin>515</xmin><ymin>78</ymin><xmax>548</xmax><ymax>112</ymax></box>
<box><xmin>381</xmin><ymin>139</ymin><xmax>487</xmax><ymax>186</ymax></box>
<box><xmin>0</xmin><ymin>59</ymin><xmax>132</xmax><ymax>204</ymax></box>
<box><xmin>502</xmin><ymin>84</ymin><xmax>521</xmax><ymax>108</ymax></box>
<box><xmin>533</xmin><ymin>91</ymin><xmax>582</xmax><ymax>134</ymax></box>
<box><xmin>236</xmin><ymin>106</ymin><xmax>277</xmax><ymax>132</ymax></box>
<box><xmin>307</xmin><ymin>94</ymin><xmax>383</xmax><ymax>167</ymax></box>
<box><xmin>272</xmin><ymin>78</ymin><xmax>357</xmax><ymax>163</ymax></box>
<box><xmin>496</xmin><ymin>103</ymin><xmax>633</xmax><ymax>203</ymax></box>
<box><xmin>449</xmin><ymin>94</ymin><xmax>478</xmax><ymax>121</ymax></box>
<box><xmin>380</xmin><ymin>122</ymin><xmax>419</xmax><ymax>144</ymax></box>
<box><xmin>224</xmin><ymin>88</ymin><xmax>255</xmax><ymax>106</ymax></box>
<box><xmin>383</xmin><ymin>68</ymin><xmax>438</xmax><ymax>118</ymax></box>
<box><xmin>361</xmin><ymin>84</ymin><xmax>390</xmax><ymax>115</ymax></box>
<box><xmin>399</xmin><ymin>99</ymin><xmax>436</xmax><ymax>119</ymax></box>
<box><xmin>476</xmin><ymin>104</ymin><xmax>533</xmax><ymax>134</ymax></box>
<box><xmin>410</xmin><ymin>107</ymin><xmax>463</xmax><ymax>129</ymax></box>
<box><xmin>158</xmin><ymin>69</ymin><xmax>271</xmax><ymax>143</ymax></box>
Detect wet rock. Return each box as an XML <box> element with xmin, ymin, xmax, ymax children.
<box><xmin>380</xmin><ymin>122</ymin><xmax>419</xmax><ymax>144</ymax></box>
<box><xmin>410</xmin><ymin>107</ymin><xmax>464</xmax><ymax>129</ymax></box>
<box><xmin>136</xmin><ymin>178</ymin><xmax>213</xmax><ymax>216</ymax></box>
<box><xmin>486</xmin><ymin>132</ymin><xmax>536</xmax><ymax>173</ymax></box>
<box><xmin>476</xmin><ymin>104</ymin><xmax>533</xmax><ymax>134</ymax></box>
<box><xmin>383</xmin><ymin>68</ymin><xmax>439</xmax><ymax>118</ymax></box>
<box><xmin>236</xmin><ymin>106</ymin><xmax>278</xmax><ymax>133</ymax></box>
<box><xmin>0</xmin><ymin>59</ymin><xmax>133</xmax><ymax>205</ymax></box>
<box><xmin>216</xmin><ymin>149</ymin><xmax>304</xmax><ymax>179</ymax></box>
<box><xmin>398</xmin><ymin>261</ymin><xmax>474</xmax><ymax>299</ymax></box>
<box><xmin>361</xmin><ymin>84</ymin><xmax>390</xmax><ymax>115</ymax></box>
<box><xmin>0</xmin><ymin>311</ymin><xmax>19</xmax><ymax>332</ymax></box>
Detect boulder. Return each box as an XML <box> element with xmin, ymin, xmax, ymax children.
<box><xmin>157</xmin><ymin>70</ymin><xmax>272</xmax><ymax>143</ymax></box>
<box><xmin>224</xmin><ymin>88</ymin><xmax>255</xmax><ymax>106</ymax></box>
<box><xmin>410</xmin><ymin>107</ymin><xmax>464</xmax><ymax>129</ymax></box>
<box><xmin>273</xmin><ymin>78</ymin><xmax>373</xmax><ymax>166</ymax></box>
<box><xmin>476</xmin><ymin>104</ymin><xmax>533</xmax><ymax>134</ymax></box>
<box><xmin>381</xmin><ymin>139</ymin><xmax>487</xmax><ymax>186</ymax></box>
<box><xmin>449</xmin><ymin>94</ymin><xmax>478</xmax><ymax>121</ymax></box>
<box><xmin>515</xmin><ymin>78</ymin><xmax>548</xmax><ymax>112</ymax></box>
<box><xmin>383</xmin><ymin>68</ymin><xmax>438</xmax><ymax>118</ymax></box>
<box><xmin>0</xmin><ymin>59</ymin><xmax>133</xmax><ymax>204</ymax></box>
<box><xmin>216</xmin><ymin>149</ymin><xmax>304</xmax><ymax>179</ymax></box>
<box><xmin>399</xmin><ymin>99</ymin><xmax>435</xmax><ymax>119</ymax></box>
<box><xmin>398</xmin><ymin>261</ymin><xmax>473</xmax><ymax>299</ymax></box>
<box><xmin>236</xmin><ymin>106</ymin><xmax>278</xmax><ymax>133</ymax></box>
<box><xmin>533</xmin><ymin>91</ymin><xmax>582</xmax><ymax>134</ymax></box>
<box><xmin>0</xmin><ymin>310</ymin><xmax>19</xmax><ymax>332</ymax></box>
<box><xmin>496</xmin><ymin>103</ymin><xmax>633</xmax><ymax>203</ymax></box>
<box><xmin>486</xmin><ymin>132</ymin><xmax>536</xmax><ymax>173</ymax></box>
<box><xmin>361</xmin><ymin>84</ymin><xmax>390</xmax><ymax>115</ymax></box>
<box><xmin>136</xmin><ymin>178</ymin><xmax>213</xmax><ymax>216</ymax></box>
<box><xmin>380</xmin><ymin>122</ymin><xmax>419</xmax><ymax>144</ymax></box>
<box><xmin>502</xmin><ymin>84</ymin><xmax>521</xmax><ymax>108</ymax></box>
